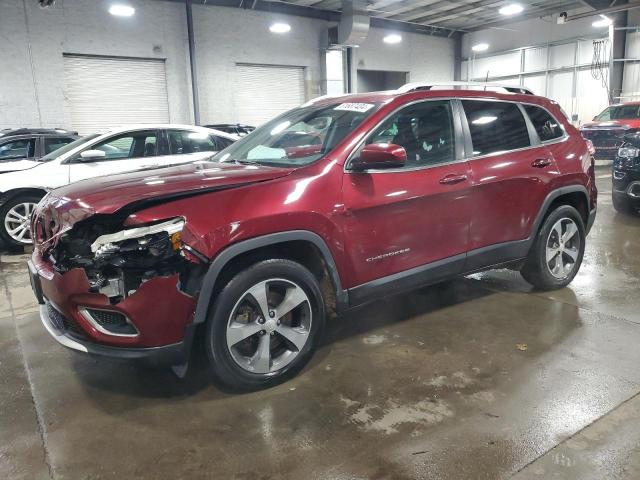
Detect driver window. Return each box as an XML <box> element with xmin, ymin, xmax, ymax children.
<box><xmin>366</xmin><ymin>100</ymin><xmax>456</xmax><ymax>168</ymax></box>
<box><xmin>90</xmin><ymin>131</ymin><xmax>157</xmax><ymax>160</ymax></box>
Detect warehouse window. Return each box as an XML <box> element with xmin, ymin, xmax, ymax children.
<box><xmin>462</xmin><ymin>100</ymin><xmax>530</xmax><ymax>156</ymax></box>
<box><xmin>523</xmin><ymin>105</ymin><xmax>564</xmax><ymax>142</ymax></box>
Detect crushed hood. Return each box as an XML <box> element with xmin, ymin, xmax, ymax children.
<box><xmin>33</xmin><ymin>161</ymin><xmax>292</xmax><ymax>248</ymax></box>
<box><xmin>50</xmin><ymin>160</ymin><xmax>292</xmax><ymax>215</ymax></box>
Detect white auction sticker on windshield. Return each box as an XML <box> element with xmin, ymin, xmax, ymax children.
<box><xmin>334</xmin><ymin>103</ymin><xmax>375</xmax><ymax>113</ymax></box>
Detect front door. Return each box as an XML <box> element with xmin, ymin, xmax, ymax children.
<box><xmin>342</xmin><ymin>100</ymin><xmax>472</xmax><ymax>291</ymax></box>
<box><xmin>68</xmin><ymin>129</ymin><xmax>162</xmax><ymax>183</ymax></box>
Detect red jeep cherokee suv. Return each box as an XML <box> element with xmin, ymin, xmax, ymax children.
<box><xmin>28</xmin><ymin>83</ymin><xmax>597</xmax><ymax>390</ymax></box>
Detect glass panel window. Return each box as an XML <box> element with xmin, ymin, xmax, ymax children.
<box><xmin>90</xmin><ymin>131</ymin><xmax>157</xmax><ymax>160</ymax></box>
<box><xmin>523</xmin><ymin>105</ymin><xmax>564</xmax><ymax>142</ymax></box>
<box><xmin>462</xmin><ymin>100</ymin><xmax>531</xmax><ymax>156</ymax></box>
<box><xmin>168</xmin><ymin>130</ymin><xmax>218</xmax><ymax>155</ymax></box>
<box><xmin>0</xmin><ymin>138</ymin><xmax>35</xmax><ymax>160</ymax></box>
<box><xmin>365</xmin><ymin>100</ymin><xmax>456</xmax><ymax>168</ymax></box>
<box><xmin>43</xmin><ymin>137</ymin><xmax>76</xmax><ymax>155</ymax></box>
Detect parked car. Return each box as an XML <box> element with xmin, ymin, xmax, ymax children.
<box><xmin>0</xmin><ymin>124</ymin><xmax>237</xmax><ymax>246</ymax></box>
<box><xmin>0</xmin><ymin>128</ymin><xmax>78</xmax><ymax>173</ymax></box>
<box><xmin>612</xmin><ymin>131</ymin><xmax>640</xmax><ymax>214</ymax></box>
<box><xmin>28</xmin><ymin>84</ymin><xmax>597</xmax><ymax>390</ymax></box>
<box><xmin>580</xmin><ymin>102</ymin><xmax>640</xmax><ymax>160</ymax></box>
<box><xmin>204</xmin><ymin>123</ymin><xmax>255</xmax><ymax>136</ymax></box>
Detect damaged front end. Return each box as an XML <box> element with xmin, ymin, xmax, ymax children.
<box><xmin>32</xmin><ymin>205</ymin><xmax>208</xmax><ymax>349</ymax></box>
<box><xmin>48</xmin><ymin>217</ymin><xmax>205</xmax><ymax>307</ymax></box>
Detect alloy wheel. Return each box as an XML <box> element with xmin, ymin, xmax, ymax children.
<box><xmin>226</xmin><ymin>278</ymin><xmax>312</xmax><ymax>374</ymax></box>
<box><xmin>545</xmin><ymin>218</ymin><xmax>580</xmax><ymax>279</ymax></box>
<box><xmin>4</xmin><ymin>202</ymin><xmax>36</xmax><ymax>244</ymax></box>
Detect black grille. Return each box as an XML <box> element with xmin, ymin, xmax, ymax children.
<box><xmin>46</xmin><ymin>302</ymin><xmax>86</xmax><ymax>339</ymax></box>
<box><xmin>581</xmin><ymin>129</ymin><xmax>625</xmax><ymax>159</ymax></box>
<box><xmin>86</xmin><ymin>309</ymin><xmax>137</xmax><ymax>335</ymax></box>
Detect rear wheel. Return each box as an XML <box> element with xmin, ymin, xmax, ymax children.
<box><xmin>204</xmin><ymin>259</ymin><xmax>325</xmax><ymax>391</ymax></box>
<box><xmin>521</xmin><ymin>205</ymin><xmax>585</xmax><ymax>290</ymax></box>
<box><xmin>0</xmin><ymin>194</ymin><xmax>42</xmax><ymax>247</ymax></box>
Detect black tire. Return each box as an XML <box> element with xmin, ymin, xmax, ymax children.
<box><xmin>0</xmin><ymin>193</ymin><xmax>43</xmax><ymax>248</ymax></box>
<box><xmin>612</xmin><ymin>192</ymin><xmax>634</xmax><ymax>214</ymax></box>
<box><xmin>521</xmin><ymin>205</ymin><xmax>586</xmax><ymax>290</ymax></box>
<box><xmin>204</xmin><ymin>259</ymin><xmax>325</xmax><ymax>391</ymax></box>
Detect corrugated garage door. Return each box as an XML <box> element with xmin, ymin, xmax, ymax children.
<box><xmin>63</xmin><ymin>55</ymin><xmax>170</xmax><ymax>135</ymax></box>
<box><xmin>235</xmin><ymin>64</ymin><xmax>305</xmax><ymax>127</ymax></box>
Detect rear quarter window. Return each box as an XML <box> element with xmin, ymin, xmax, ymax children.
<box><xmin>523</xmin><ymin>105</ymin><xmax>564</xmax><ymax>142</ymax></box>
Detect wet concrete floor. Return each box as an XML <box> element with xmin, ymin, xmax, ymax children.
<box><xmin>1</xmin><ymin>168</ymin><xmax>639</xmax><ymax>479</ymax></box>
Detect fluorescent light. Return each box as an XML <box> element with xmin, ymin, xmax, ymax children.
<box><xmin>472</xmin><ymin>116</ymin><xmax>498</xmax><ymax>125</ymax></box>
<box><xmin>472</xmin><ymin>43</ymin><xmax>489</xmax><ymax>52</ymax></box>
<box><xmin>270</xmin><ymin>22</ymin><xmax>291</xmax><ymax>34</ymax></box>
<box><xmin>109</xmin><ymin>4</ymin><xmax>135</xmax><ymax>16</ymax></box>
<box><xmin>592</xmin><ymin>15</ymin><xmax>612</xmax><ymax>28</ymax></box>
<box><xmin>383</xmin><ymin>33</ymin><xmax>402</xmax><ymax>44</ymax></box>
<box><xmin>499</xmin><ymin>4</ymin><xmax>524</xmax><ymax>16</ymax></box>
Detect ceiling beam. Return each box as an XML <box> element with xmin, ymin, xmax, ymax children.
<box><xmin>396</xmin><ymin>0</ymin><xmax>500</xmax><ymax>22</ymax></box>
<box><xmin>569</xmin><ymin>1</ymin><xmax>640</xmax><ymax>21</ymax></box>
<box><xmin>579</xmin><ymin>0</ymin><xmax>616</xmax><ymax>9</ymax></box>
<box><xmin>463</xmin><ymin>1</ymin><xmax>581</xmax><ymax>31</ymax></box>
<box><xmin>403</xmin><ymin>0</ymin><xmax>502</xmax><ymax>23</ymax></box>
<box><xmin>368</xmin><ymin>0</ymin><xmax>448</xmax><ymax>19</ymax></box>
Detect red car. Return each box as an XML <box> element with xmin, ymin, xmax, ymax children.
<box><xmin>580</xmin><ymin>102</ymin><xmax>640</xmax><ymax>159</ymax></box>
<box><xmin>28</xmin><ymin>83</ymin><xmax>597</xmax><ymax>390</ymax></box>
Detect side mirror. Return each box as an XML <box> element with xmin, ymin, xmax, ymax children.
<box><xmin>351</xmin><ymin>143</ymin><xmax>406</xmax><ymax>171</ymax></box>
<box><xmin>78</xmin><ymin>149</ymin><xmax>106</xmax><ymax>162</ymax></box>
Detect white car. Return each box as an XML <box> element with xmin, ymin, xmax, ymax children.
<box><xmin>0</xmin><ymin>124</ymin><xmax>237</xmax><ymax>247</ymax></box>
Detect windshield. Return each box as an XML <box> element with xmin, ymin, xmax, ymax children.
<box><xmin>39</xmin><ymin>134</ymin><xmax>100</xmax><ymax>162</ymax></box>
<box><xmin>596</xmin><ymin>105</ymin><xmax>640</xmax><ymax>121</ymax></box>
<box><xmin>212</xmin><ymin>101</ymin><xmax>381</xmax><ymax>167</ymax></box>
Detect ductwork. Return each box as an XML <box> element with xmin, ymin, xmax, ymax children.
<box><xmin>335</xmin><ymin>0</ymin><xmax>370</xmax><ymax>47</ymax></box>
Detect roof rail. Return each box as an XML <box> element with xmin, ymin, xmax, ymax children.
<box><xmin>397</xmin><ymin>81</ymin><xmax>535</xmax><ymax>96</ymax></box>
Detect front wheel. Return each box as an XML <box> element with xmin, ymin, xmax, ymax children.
<box><xmin>0</xmin><ymin>194</ymin><xmax>42</xmax><ymax>247</ymax></box>
<box><xmin>204</xmin><ymin>259</ymin><xmax>325</xmax><ymax>391</ymax></box>
<box><xmin>521</xmin><ymin>205</ymin><xmax>586</xmax><ymax>290</ymax></box>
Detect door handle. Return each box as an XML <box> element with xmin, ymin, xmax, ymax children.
<box><xmin>532</xmin><ymin>158</ymin><xmax>552</xmax><ymax>168</ymax></box>
<box><xmin>439</xmin><ymin>173</ymin><xmax>468</xmax><ymax>185</ymax></box>
<box><xmin>141</xmin><ymin>163</ymin><xmax>160</xmax><ymax>169</ymax></box>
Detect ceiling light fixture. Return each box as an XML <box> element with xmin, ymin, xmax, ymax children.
<box><xmin>472</xmin><ymin>43</ymin><xmax>490</xmax><ymax>52</ymax></box>
<box><xmin>383</xmin><ymin>33</ymin><xmax>402</xmax><ymax>44</ymax></box>
<box><xmin>270</xmin><ymin>22</ymin><xmax>291</xmax><ymax>34</ymax></box>
<box><xmin>499</xmin><ymin>4</ymin><xmax>524</xmax><ymax>16</ymax></box>
<box><xmin>592</xmin><ymin>15</ymin><xmax>612</xmax><ymax>28</ymax></box>
<box><xmin>108</xmin><ymin>4</ymin><xmax>135</xmax><ymax>16</ymax></box>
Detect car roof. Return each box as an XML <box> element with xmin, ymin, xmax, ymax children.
<box><xmin>0</xmin><ymin>128</ymin><xmax>77</xmax><ymax>138</ymax></box>
<box><xmin>309</xmin><ymin>88</ymin><xmax>555</xmax><ymax>109</ymax></box>
<box><xmin>93</xmin><ymin>124</ymin><xmax>238</xmax><ymax>140</ymax></box>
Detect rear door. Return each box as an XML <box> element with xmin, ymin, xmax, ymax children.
<box><xmin>68</xmin><ymin>129</ymin><xmax>162</xmax><ymax>182</ymax></box>
<box><xmin>342</xmin><ymin>99</ymin><xmax>472</xmax><ymax>290</ymax></box>
<box><xmin>462</xmin><ymin>99</ymin><xmax>560</xmax><ymax>262</ymax></box>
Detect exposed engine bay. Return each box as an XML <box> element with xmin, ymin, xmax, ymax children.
<box><xmin>45</xmin><ymin>216</ymin><xmax>206</xmax><ymax>304</ymax></box>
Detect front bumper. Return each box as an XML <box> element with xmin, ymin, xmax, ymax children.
<box><xmin>612</xmin><ymin>167</ymin><xmax>640</xmax><ymax>207</ymax></box>
<box><xmin>28</xmin><ymin>258</ymin><xmax>196</xmax><ymax>365</ymax></box>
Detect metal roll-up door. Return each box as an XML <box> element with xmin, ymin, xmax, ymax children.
<box><xmin>235</xmin><ymin>64</ymin><xmax>305</xmax><ymax>127</ymax></box>
<box><xmin>63</xmin><ymin>55</ymin><xmax>170</xmax><ymax>135</ymax></box>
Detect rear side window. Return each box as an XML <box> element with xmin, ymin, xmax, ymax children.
<box><xmin>523</xmin><ymin>105</ymin><xmax>564</xmax><ymax>142</ymax></box>
<box><xmin>44</xmin><ymin>136</ymin><xmax>76</xmax><ymax>155</ymax></box>
<box><xmin>0</xmin><ymin>138</ymin><xmax>35</xmax><ymax>160</ymax></box>
<box><xmin>462</xmin><ymin>100</ymin><xmax>530</xmax><ymax>156</ymax></box>
<box><xmin>168</xmin><ymin>130</ymin><xmax>218</xmax><ymax>154</ymax></box>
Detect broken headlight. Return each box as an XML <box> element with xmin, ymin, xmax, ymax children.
<box><xmin>91</xmin><ymin>217</ymin><xmax>185</xmax><ymax>258</ymax></box>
